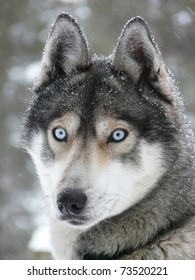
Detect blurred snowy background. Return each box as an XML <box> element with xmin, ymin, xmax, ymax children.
<box><xmin>0</xmin><ymin>0</ymin><xmax>195</xmax><ymax>259</ymax></box>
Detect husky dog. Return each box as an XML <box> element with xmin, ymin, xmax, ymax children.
<box><xmin>22</xmin><ymin>12</ymin><xmax>195</xmax><ymax>259</ymax></box>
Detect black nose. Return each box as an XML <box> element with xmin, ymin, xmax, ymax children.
<box><xmin>57</xmin><ymin>190</ymin><xmax>87</xmax><ymax>216</ymax></box>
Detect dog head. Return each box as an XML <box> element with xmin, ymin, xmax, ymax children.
<box><xmin>22</xmin><ymin>13</ymin><xmax>180</xmax><ymax>228</ymax></box>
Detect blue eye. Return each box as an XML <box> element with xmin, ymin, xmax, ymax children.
<box><xmin>53</xmin><ymin>127</ymin><xmax>67</xmax><ymax>141</ymax></box>
<box><xmin>109</xmin><ymin>129</ymin><xmax>128</xmax><ymax>143</ymax></box>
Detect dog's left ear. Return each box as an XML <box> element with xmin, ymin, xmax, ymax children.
<box><xmin>37</xmin><ymin>12</ymin><xmax>90</xmax><ymax>84</ymax></box>
<box><xmin>113</xmin><ymin>17</ymin><xmax>172</xmax><ymax>102</ymax></box>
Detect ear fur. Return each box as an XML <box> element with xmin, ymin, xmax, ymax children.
<box><xmin>113</xmin><ymin>17</ymin><xmax>172</xmax><ymax>102</ymax></box>
<box><xmin>38</xmin><ymin>12</ymin><xmax>90</xmax><ymax>84</ymax></box>
<box><xmin>113</xmin><ymin>16</ymin><xmax>161</xmax><ymax>82</ymax></box>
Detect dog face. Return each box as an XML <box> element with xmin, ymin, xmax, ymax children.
<box><xmin>28</xmin><ymin>113</ymin><xmax>165</xmax><ymax>228</ymax></box>
<box><xmin>22</xmin><ymin>13</ymin><xmax>178</xmax><ymax>229</ymax></box>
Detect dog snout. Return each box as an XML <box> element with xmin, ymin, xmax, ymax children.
<box><xmin>57</xmin><ymin>189</ymin><xmax>87</xmax><ymax>216</ymax></box>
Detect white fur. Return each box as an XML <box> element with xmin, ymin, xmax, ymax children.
<box><xmin>28</xmin><ymin>133</ymin><xmax>53</xmax><ymax>195</ymax></box>
<box><xmin>48</xmin><ymin>216</ymin><xmax>83</xmax><ymax>259</ymax></box>
<box><xmin>84</xmin><ymin>140</ymin><xmax>165</xmax><ymax>223</ymax></box>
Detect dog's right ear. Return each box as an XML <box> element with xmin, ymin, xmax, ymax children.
<box><xmin>37</xmin><ymin>12</ymin><xmax>90</xmax><ymax>85</ymax></box>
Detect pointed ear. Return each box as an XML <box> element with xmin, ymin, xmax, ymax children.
<box><xmin>113</xmin><ymin>17</ymin><xmax>172</xmax><ymax>102</ymax></box>
<box><xmin>38</xmin><ymin>12</ymin><xmax>90</xmax><ymax>84</ymax></box>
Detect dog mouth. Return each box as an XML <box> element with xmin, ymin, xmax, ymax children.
<box><xmin>58</xmin><ymin>214</ymin><xmax>88</xmax><ymax>226</ymax></box>
<box><xmin>55</xmin><ymin>190</ymin><xmax>106</xmax><ymax>228</ymax></box>
<box><xmin>68</xmin><ymin>219</ymin><xmax>86</xmax><ymax>226</ymax></box>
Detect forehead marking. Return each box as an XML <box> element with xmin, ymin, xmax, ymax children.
<box><xmin>49</xmin><ymin>112</ymin><xmax>80</xmax><ymax>134</ymax></box>
<box><xmin>96</xmin><ymin>117</ymin><xmax>134</xmax><ymax>137</ymax></box>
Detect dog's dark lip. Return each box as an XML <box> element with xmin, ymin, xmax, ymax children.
<box><xmin>68</xmin><ymin>220</ymin><xmax>85</xmax><ymax>226</ymax></box>
<box><xmin>58</xmin><ymin>215</ymin><xmax>87</xmax><ymax>226</ymax></box>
